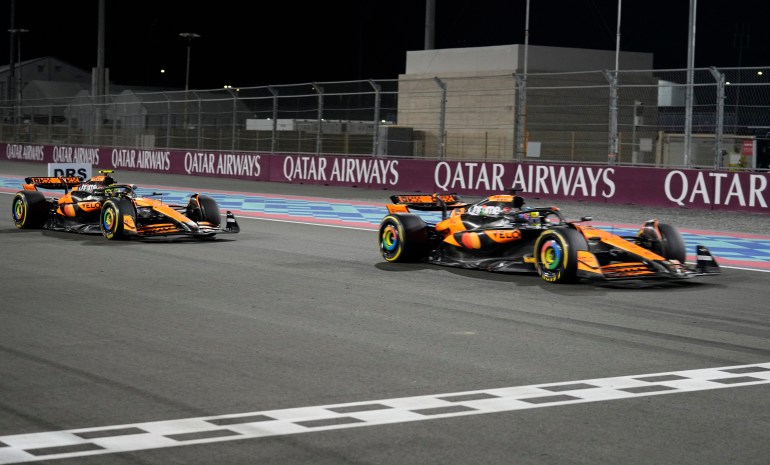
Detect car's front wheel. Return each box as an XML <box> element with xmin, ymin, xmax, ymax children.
<box><xmin>186</xmin><ymin>194</ymin><xmax>221</xmax><ymax>227</ymax></box>
<box><xmin>638</xmin><ymin>222</ymin><xmax>687</xmax><ymax>262</ymax></box>
<box><xmin>533</xmin><ymin>228</ymin><xmax>588</xmax><ymax>283</ymax></box>
<box><xmin>655</xmin><ymin>223</ymin><xmax>686</xmax><ymax>262</ymax></box>
<box><xmin>101</xmin><ymin>198</ymin><xmax>135</xmax><ymax>240</ymax></box>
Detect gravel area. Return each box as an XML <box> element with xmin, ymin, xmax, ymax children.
<box><xmin>526</xmin><ymin>198</ymin><xmax>770</xmax><ymax>235</ymax></box>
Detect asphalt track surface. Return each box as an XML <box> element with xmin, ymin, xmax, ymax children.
<box><xmin>1</xmin><ymin>161</ymin><xmax>769</xmax><ymax>465</ymax></box>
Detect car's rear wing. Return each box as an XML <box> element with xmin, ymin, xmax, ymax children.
<box><xmin>387</xmin><ymin>193</ymin><xmax>468</xmax><ymax>218</ymax></box>
<box><xmin>22</xmin><ymin>176</ymin><xmax>83</xmax><ymax>192</ymax></box>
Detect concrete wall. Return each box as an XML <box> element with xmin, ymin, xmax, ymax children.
<box><xmin>399</xmin><ymin>44</ymin><xmax>655</xmax><ymax>161</ymax></box>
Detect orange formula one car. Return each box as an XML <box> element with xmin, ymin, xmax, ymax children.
<box><xmin>378</xmin><ymin>192</ymin><xmax>720</xmax><ymax>284</ymax></box>
<box><xmin>11</xmin><ymin>170</ymin><xmax>239</xmax><ymax>240</ymax></box>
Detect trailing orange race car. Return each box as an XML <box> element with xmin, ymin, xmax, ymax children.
<box><xmin>11</xmin><ymin>170</ymin><xmax>239</xmax><ymax>240</ymax></box>
<box><xmin>378</xmin><ymin>191</ymin><xmax>720</xmax><ymax>284</ymax></box>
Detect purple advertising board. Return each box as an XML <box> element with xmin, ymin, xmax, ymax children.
<box><xmin>4</xmin><ymin>143</ymin><xmax>769</xmax><ymax>214</ymax></box>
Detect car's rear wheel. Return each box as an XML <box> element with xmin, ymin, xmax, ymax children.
<box><xmin>378</xmin><ymin>213</ymin><xmax>428</xmax><ymax>262</ymax></box>
<box><xmin>101</xmin><ymin>198</ymin><xmax>135</xmax><ymax>240</ymax></box>
<box><xmin>186</xmin><ymin>194</ymin><xmax>221</xmax><ymax>227</ymax></box>
<box><xmin>533</xmin><ymin>228</ymin><xmax>588</xmax><ymax>283</ymax></box>
<box><xmin>12</xmin><ymin>191</ymin><xmax>48</xmax><ymax>229</ymax></box>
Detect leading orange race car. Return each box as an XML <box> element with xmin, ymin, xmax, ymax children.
<box><xmin>378</xmin><ymin>191</ymin><xmax>720</xmax><ymax>284</ymax></box>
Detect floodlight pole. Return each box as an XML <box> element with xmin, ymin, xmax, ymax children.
<box><xmin>180</xmin><ymin>32</ymin><xmax>200</xmax><ymax>93</ymax></box>
<box><xmin>8</xmin><ymin>27</ymin><xmax>28</xmax><ymax>134</ymax></box>
<box><xmin>515</xmin><ymin>0</ymin><xmax>531</xmax><ymax>162</ymax></box>
<box><xmin>608</xmin><ymin>0</ymin><xmax>621</xmax><ymax>165</ymax></box>
<box><xmin>684</xmin><ymin>0</ymin><xmax>697</xmax><ymax>168</ymax></box>
<box><xmin>179</xmin><ymin>32</ymin><xmax>200</xmax><ymax>130</ymax></box>
<box><xmin>7</xmin><ymin>0</ymin><xmax>17</xmax><ymax>115</ymax></box>
<box><xmin>15</xmin><ymin>28</ymin><xmax>27</xmax><ymax>115</ymax></box>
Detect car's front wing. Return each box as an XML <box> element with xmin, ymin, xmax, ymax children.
<box><xmin>576</xmin><ymin>245</ymin><xmax>721</xmax><ymax>282</ymax></box>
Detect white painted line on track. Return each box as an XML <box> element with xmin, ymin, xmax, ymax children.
<box><xmin>0</xmin><ymin>362</ymin><xmax>768</xmax><ymax>464</ymax></box>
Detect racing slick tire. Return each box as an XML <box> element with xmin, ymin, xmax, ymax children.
<box><xmin>533</xmin><ymin>227</ymin><xmax>588</xmax><ymax>284</ymax></box>
<box><xmin>656</xmin><ymin>223</ymin><xmax>686</xmax><ymax>262</ymax></box>
<box><xmin>378</xmin><ymin>213</ymin><xmax>428</xmax><ymax>263</ymax></box>
<box><xmin>639</xmin><ymin>223</ymin><xmax>687</xmax><ymax>263</ymax></box>
<box><xmin>101</xmin><ymin>198</ymin><xmax>135</xmax><ymax>240</ymax></box>
<box><xmin>186</xmin><ymin>194</ymin><xmax>221</xmax><ymax>227</ymax></box>
<box><xmin>11</xmin><ymin>190</ymin><xmax>48</xmax><ymax>229</ymax></box>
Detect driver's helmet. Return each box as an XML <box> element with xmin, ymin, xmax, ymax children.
<box><xmin>514</xmin><ymin>208</ymin><xmax>542</xmax><ymax>225</ymax></box>
<box><xmin>514</xmin><ymin>212</ymin><xmax>533</xmax><ymax>223</ymax></box>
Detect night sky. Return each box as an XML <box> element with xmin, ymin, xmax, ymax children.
<box><xmin>2</xmin><ymin>0</ymin><xmax>769</xmax><ymax>90</ymax></box>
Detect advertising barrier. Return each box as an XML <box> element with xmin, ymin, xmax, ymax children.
<box><xmin>4</xmin><ymin>143</ymin><xmax>769</xmax><ymax>213</ymax></box>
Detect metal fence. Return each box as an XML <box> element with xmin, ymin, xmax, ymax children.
<box><xmin>2</xmin><ymin>66</ymin><xmax>769</xmax><ymax>170</ymax></box>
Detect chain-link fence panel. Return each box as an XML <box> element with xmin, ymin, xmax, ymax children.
<box><xmin>3</xmin><ymin>68</ymin><xmax>770</xmax><ymax>170</ymax></box>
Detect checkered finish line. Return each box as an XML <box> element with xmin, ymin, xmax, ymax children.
<box><xmin>0</xmin><ymin>363</ymin><xmax>768</xmax><ymax>464</ymax></box>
